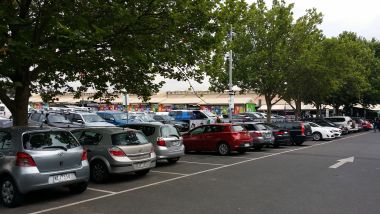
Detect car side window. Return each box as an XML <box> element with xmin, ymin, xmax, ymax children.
<box><xmin>72</xmin><ymin>114</ymin><xmax>82</xmax><ymax>122</ymax></box>
<box><xmin>206</xmin><ymin>125</ymin><xmax>224</xmax><ymax>133</ymax></box>
<box><xmin>190</xmin><ymin>126</ymin><xmax>206</xmax><ymax>135</ymax></box>
<box><xmin>0</xmin><ymin>131</ymin><xmax>12</xmax><ymax>150</ymax></box>
<box><xmin>79</xmin><ymin>131</ymin><xmax>103</xmax><ymax>145</ymax></box>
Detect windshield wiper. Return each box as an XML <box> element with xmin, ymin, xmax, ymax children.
<box><xmin>42</xmin><ymin>146</ymin><xmax>68</xmax><ymax>151</ymax></box>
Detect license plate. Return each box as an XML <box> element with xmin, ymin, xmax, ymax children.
<box><xmin>244</xmin><ymin>143</ymin><xmax>250</xmax><ymax>147</ymax></box>
<box><xmin>172</xmin><ymin>141</ymin><xmax>180</xmax><ymax>147</ymax></box>
<box><xmin>133</xmin><ymin>161</ymin><xmax>150</xmax><ymax>169</ymax></box>
<box><xmin>265</xmin><ymin>133</ymin><xmax>271</xmax><ymax>138</ymax></box>
<box><xmin>49</xmin><ymin>173</ymin><xmax>76</xmax><ymax>184</ymax></box>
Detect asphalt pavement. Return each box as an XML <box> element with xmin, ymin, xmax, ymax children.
<box><xmin>1</xmin><ymin>131</ymin><xmax>379</xmax><ymax>214</ymax></box>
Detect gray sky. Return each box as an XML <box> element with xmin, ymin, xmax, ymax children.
<box><xmin>158</xmin><ymin>0</ymin><xmax>380</xmax><ymax>92</ymax></box>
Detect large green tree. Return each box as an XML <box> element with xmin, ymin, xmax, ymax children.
<box><xmin>0</xmin><ymin>0</ymin><xmax>219</xmax><ymax>125</ymax></box>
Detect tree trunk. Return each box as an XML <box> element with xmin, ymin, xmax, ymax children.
<box><xmin>10</xmin><ymin>86</ymin><xmax>30</xmax><ymax>126</ymax></box>
<box><xmin>295</xmin><ymin>100</ymin><xmax>302</xmax><ymax>120</ymax></box>
<box><xmin>265</xmin><ymin>95</ymin><xmax>272</xmax><ymax>123</ymax></box>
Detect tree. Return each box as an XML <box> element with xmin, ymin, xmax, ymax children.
<box><xmin>208</xmin><ymin>0</ymin><xmax>294</xmax><ymax>123</ymax></box>
<box><xmin>282</xmin><ymin>8</ymin><xmax>325</xmax><ymax>119</ymax></box>
<box><xmin>0</xmin><ymin>0</ymin><xmax>219</xmax><ymax>126</ymax></box>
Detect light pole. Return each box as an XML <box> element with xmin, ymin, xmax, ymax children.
<box><xmin>228</xmin><ymin>25</ymin><xmax>234</xmax><ymax>122</ymax></box>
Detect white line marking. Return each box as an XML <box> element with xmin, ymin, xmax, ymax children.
<box><xmin>329</xmin><ymin>156</ymin><xmax>355</xmax><ymax>169</ymax></box>
<box><xmin>29</xmin><ymin>132</ymin><xmax>368</xmax><ymax>214</ymax></box>
<box><xmin>178</xmin><ymin>160</ymin><xmax>226</xmax><ymax>166</ymax></box>
<box><xmin>151</xmin><ymin>170</ymin><xmax>189</xmax><ymax>176</ymax></box>
<box><xmin>87</xmin><ymin>188</ymin><xmax>116</xmax><ymax>194</ymax></box>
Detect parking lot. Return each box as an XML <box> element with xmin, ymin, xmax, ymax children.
<box><xmin>1</xmin><ymin>131</ymin><xmax>380</xmax><ymax>214</ymax></box>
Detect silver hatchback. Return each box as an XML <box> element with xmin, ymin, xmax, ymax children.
<box><xmin>71</xmin><ymin>127</ymin><xmax>156</xmax><ymax>183</ymax></box>
<box><xmin>0</xmin><ymin>127</ymin><xmax>89</xmax><ymax>207</ymax></box>
<box><xmin>123</xmin><ymin>122</ymin><xmax>185</xmax><ymax>163</ymax></box>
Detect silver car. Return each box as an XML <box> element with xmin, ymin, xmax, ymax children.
<box><xmin>235</xmin><ymin>122</ymin><xmax>275</xmax><ymax>150</ymax></box>
<box><xmin>71</xmin><ymin>127</ymin><xmax>156</xmax><ymax>183</ymax></box>
<box><xmin>123</xmin><ymin>122</ymin><xmax>185</xmax><ymax>163</ymax></box>
<box><xmin>66</xmin><ymin>112</ymin><xmax>115</xmax><ymax>127</ymax></box>
<box><xmin>0</xmin><ymin>127</ymin><xmax>89</xmax><ymax>207</ymax></box>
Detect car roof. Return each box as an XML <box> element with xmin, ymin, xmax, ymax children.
<box><xmin>0</xmin><ymin>126</ymin><xmax>67</xmax><ymax>133</ymax></box>
<box><xmin>71</xmin><ymin>127</ymin><xmax>137</xmax><ymax>134</ymax></box>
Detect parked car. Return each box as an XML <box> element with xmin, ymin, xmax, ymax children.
<box><xmin>169</xmin><ymin>110</ymin><xmax>217</xmax><ymax>129</ymax></box>
<box><xmin>361</xmin><ymin>120</ymin><xmax>374</xmax><ymax>131</ymax></box>
<box><xmin>29</xmin><ymin>111</ymin><xmax>82</xmax><ymax>128</ymax></box>
<box><xmin>325</xmin><ymin>116</ymin><xmax>355</xmax><ymax>134</ymax></box>
<box><xmin>301</xmin><ymin>117</ymin><xmax>339</xmax><ymax>128</ymax></box>
<box><xmin>307</xmin><ymin>122</ymin><xmax>342</xmax><ymax>141</ymax></box>
<box><xmin>222</xmin><ymin>114</ymin><xmax>254</xmax><ymax>123</ymax></box>
<box><xmin>152</xmin><ymin>115</ymin><xmax>189</xmax><ymax>132</ymax></box>
<box><xmin>71</xmin><ymin>127</ymin><xmax>156</xmax><ymax>183</ymax></box>
<box><xmin>262</xmin><ymin>123</ymin><xmax>291</xmax><ymax>146</ymax></box>
<box><xmin>273</xmin><ymin>121</ymin><xmax>312</xmax><ymax>145</ymax></box>
<box><xmin>182</xmin><ymin>124</ymin><xmax>252</xmax><ymax>155</ymax></box>
<box><xmin>66</xmin><ymin>112</ymin><xmax>115</xmax><ymax>127</ymax></box>
<box><xmin>240</xmin><ymin>112</ymin><xmax>264</xmax><ymax>120</ymax></box>
<box><xmin>235</xmin><ymin>122</ymin><xmax>275</xmax><ymax>150</ymax></box>
<box><xmin>122</xmin><ymin>123</ymin><xmax>185</xmax><ymax>163</ymax></box>
<box><xmin>0</xmin><ymin>127</ymin><xmax>89</xmax><ymax>207</ymax></box>
<box><xmin>352</xmin><ymin>118</ymin><xmax>365</xmax><ymax>132</ymax></box>
<box><xmin>97</xmin><ymin>111</ymin><xmax>132</xmax><ymax>126</ymax></box>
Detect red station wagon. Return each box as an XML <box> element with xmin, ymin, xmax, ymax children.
<box><xmin>182</xmin><ymin>124</ymin><xmax>252</xmax><ymax>155</ymax></box>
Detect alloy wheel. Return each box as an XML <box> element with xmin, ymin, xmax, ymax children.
<box><xmin>1</xmin><ymin>181</ymin><xmax>14</xmax><ymax>205</ymax></box>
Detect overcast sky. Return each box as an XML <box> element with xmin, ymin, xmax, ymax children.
<box><xmin>158</xmin><ymin>0</ymin><xmax>380</xmax><ymax>92</ymax></box>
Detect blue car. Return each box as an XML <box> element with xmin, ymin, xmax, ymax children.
<box><xmin>96</xmin><ymin>111</ymin><xmax>132</xmax><ymax>126</ymax></box>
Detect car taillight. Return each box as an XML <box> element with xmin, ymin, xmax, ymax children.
<box><xmin>108</xmin><ymin>147</ymin><xmax>126</xmax><ymax>157</ymax></box>
<box><xmin>231</xmin><ymin>133</ymin><xmax>240</xmax><ymax>139</ymax></box>
<box><xmin>275</xmin><ymin>131</ymin><xmax>285</xmax><ymax>135</ymax></box>
<box><xmin>81</xmin><ymin>149</ymin><xmax>88</xmax><ymax>161</ymax></box>
<box><xmin>252</xmin><ymin>131</ymin><xmax>262</xmax><ymax>137</ymax></box>
<box><xmin>157</xmin><ymin>138</ymin><xmax>166</xmax><ymax>147</ymax></box>
<box><xmin>301</xmin><ymin>123</ymin><xmax>305</xmax><ymax>135</ymax></box>
<box><xmin>16</xmin><ymin>152</ymin><xmax>37</xmax><ymax>167</ymax></box>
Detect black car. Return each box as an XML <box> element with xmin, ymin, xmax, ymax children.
<box><xmin>273</xmin><ymin>121</ymin><xmax>312</xmax><ymax>145</ymax></box>
<box><xmin>262</xmin><ymin>123</ymin><xmax>291</xmax><ymax>146</ymax></box>
<box><xmin>153</xmin><ymin>115</ymin><xmax>189</xmax><ymax>132</ymax></box>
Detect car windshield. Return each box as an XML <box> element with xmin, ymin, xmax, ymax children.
<box><xmin>23</xmin><ymin>131</ymin><xmax>80</xmax><ymax>150</ymax></box>
<box><xmin>113</xmin><ymin>113</ymin><xmax>129</xmax><ymax>120</ymax></box>
<box><xmin>161</xmin><ymin>125</ymin><xmax>180</xmax><ymax>138</ymax></box>
<box><xmin>82</xmin><ymin>114</ymin><xmax>106</xmax><ymax>122</ymax></box>
<box><xmin>255</xmin><ymin>124</ymin><xmax>268</xmax><ymax>130</ymax></box>
<box><xmin>48</xmin><ymin>115</ymin><xmax>71</xmax><ymax>123</ymax></box>
<box><xmin>111</xmin><ymin>131</ymin><xmax>149</xmax><ymax>145</ymax></box>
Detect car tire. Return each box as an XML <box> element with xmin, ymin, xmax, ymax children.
<box><xmin>217</xmin><ymin>143</ymin><xmax>230</xmax><ymax>156</ymax></box>
<box><xmin>91</xmin><ymin>161</ymin><xmax>109</xmax><ymax>183</ymax></box>
<box><xmin>1</xmin><ymin>176</ymin><xmax>24</xmax><ymax>208</ymax></box>
<box><xmin>68</xmin><ymin>182</ymin><xmax>88</xmax><ymax>194</ymax></box>
<box><xmin>313</xmin><ymin>132</ymin><xmax>322</xmax><ymax>141</ymax></box>
<box><xmin>254</xmin><ymin>145</ymin><xmax>263</xmax><ymax>150</ymax></box>
<box><xmin>167</xmin><ymin>157</ymin><xmax>180</xmax><ymax>164</ymax></box>
<box><xmin>135</xmin><ymin>169</ymin><xmax>150</xmax><ymax>176</ymax></box>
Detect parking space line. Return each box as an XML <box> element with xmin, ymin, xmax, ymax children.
<box><xmin>87</xmin><ymin>188</ymin><xmax>117</xmax><ymax>194</ymax></box>
<box><xmin>29</xmin><ymin>132</ymin><xmax>369</xmax><ymax>214</ymax></box>
<box><xmin>178</xmin><ymin>160</ymin><xmax>226</xmax><ymax>166</ymax></box>
<box><xmin>151</xmin><ymin>170</ymin><xmax>190</xmax><ymax>176</ymax></box>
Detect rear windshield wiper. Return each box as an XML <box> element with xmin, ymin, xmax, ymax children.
<box><xmin>42</xmin><ymin>146</ymin><xmax>68</xmax><ymax>151</ymax></box>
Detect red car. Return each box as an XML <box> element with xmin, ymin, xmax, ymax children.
<box><xmin>182</xmin><ymin>124</ymin><xmax>252</xmax><ymax>155</ymax></box>
<box><xmin>362</xmin><ymin>120</ymin><xmax>373</xmax><ymax>131</ymax></box>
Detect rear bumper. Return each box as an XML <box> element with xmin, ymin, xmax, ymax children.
<box><xmin>156</xmin><ymin>145</ymin><xmax>185</xmax><ymax>160</ymax></box>
<box><xmin>232</xmin><ymin>140</ymin><xmax>252</xmax><ymax>150</ymax></box>
<box><xmin>14</xmin><ymin>161</ymin><xmax>90</xmax><ymax>194</ymax></box>
<box><xmin>109</xmin><ymin>158</ymin><xmax>156</xmax><ymax>174</ymax></box>
<box><xmin>252</xmin><ymin>137</ymin><xmax>274</xmax><ymax>146</ymax></box>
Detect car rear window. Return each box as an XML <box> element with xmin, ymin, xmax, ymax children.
<box><xmin>112</xmin><ymin>131</ymin><xmax>149</xmax><ymax>145</ymax></box>
<box><xmin>23</xmin><ymin>131</ymin><xmax>80</xmax><ymax>150</ymax></box>
<box><xmin>241</xmin><ymin>124</ymin><xmax>256</xmax><ymax>131</ymax></box>
<box><xmin>326</xmin><ymin>118</ymin><xmax>345</xmax><ymax>122</ymax></box>
<box><xmin>127</xmin><ymin>125</ymin><xmax>156</xmax><ymax>137</ymax></box>
<box><xmin>161</xmin><ymin>125</ymin><xmax>180</xmax><ymax>138</ymax></box>
<box><xmin>231</xmin><ymin>125</ymin><xmax>245</xmax><ymax>132</ymax></box>
<box><xmin>255</xmin><ymin>124</ymin><xmax>268</xmax><ymax>130</ymax></box>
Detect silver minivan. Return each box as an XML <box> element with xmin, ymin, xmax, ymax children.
<box><xmin>0</xmin><ymin>127</ymin><xmax>89</xmax><ymax>207</ymax></box>
<box><xmin>123</xmin><ymin>122</ymin><xmax>185</xmax><ymax>163</ymax></box>
<box><xmin>71</xmin><ymin>127</ymin><xmax>156</xmax><ymax>183</ymax></box>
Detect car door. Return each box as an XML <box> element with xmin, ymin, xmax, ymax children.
<box><xmin>202</xmin><ymin>125</ymin><xmax>224</xmax><ymax>151</ymax></box>
<box><xmin>185</xmin><ymin>126</ymin><xmax>206</xmax><ymax>151</ymax></box>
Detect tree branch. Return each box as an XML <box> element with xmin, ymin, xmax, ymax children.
<box><xmin>0</xmin><ymin>89</ymin><xmax>15</xmax><ymax>112</ymax></box>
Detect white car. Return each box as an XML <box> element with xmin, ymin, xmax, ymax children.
<box><xmin>308</xmin><ymin>122</ymin><xmax>342</xmax><ymax>141</ymax></box>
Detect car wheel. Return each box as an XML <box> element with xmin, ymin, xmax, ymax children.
<box><xmin>135</xmin><ymin>169</ymin><xmax>150</xmax><ymax>176</ymax></box>
<box><xmin>217</xmin><ymin>143</ymin><xmax>230</xmax><ymax>156</ymax></box>
<box><xmin>1</xmin><ymin>176</ymin><xmax>24</xmax><ymax>208</ymax></box>
<box><xmin>254</xmin><ymin>145</ymin><xmax>263</xmax><ymax>150</ymax></box>
<box><xmin>167</xmin><ymin>157</ymin><xmax>180</xmax><ymax>164</ymax></box>
<box><xmin>68</xmin><ymin>182</ymin><xmax>88</xmax><ymax>194</ymax></box>
<box><xmin>313</xmin><ymin>132</ymin><xmax>322</xmax><ymax>141</ymax></box>
<box><xmin>91</xmin><ymin>161</ymin><xmax>109</xmax><ymax>183</ymax></box>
